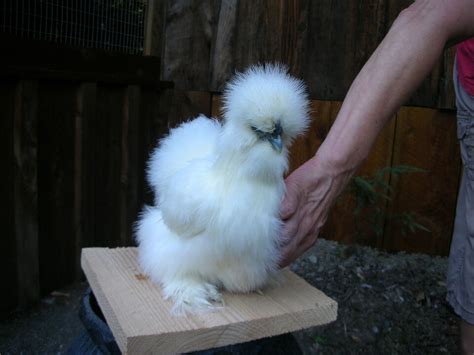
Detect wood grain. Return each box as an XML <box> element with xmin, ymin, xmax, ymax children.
<box><xmin>82</xmin><ymin>247</ymin><xmax>337</xmax><ymax>354</ymax></box>
<box><xmin>120</xmin><ymin>86</ymin><xmax>141</xmax><ymax>246</ymax></box>
<box><xmin>14</xmin><ymin>80</ymin><xmax>40</xmax><ymax>306</ymax></box>
<box><xmin>93</xmin><ymin>84</ymin><xmax>127</xmax><ymax>247</ymax></box>
<box><xmin>138</xmin><ymin>88</ymin><xmax>174</xmax><ymax>207</ymax></box>
<box><xmin>76</xmin><ymin>83</ymin><xmax>98</xmax><ymax>278</ymax></box>
<box><xmin>322</xmin><ymin>114</ymin><xmax>397</xmax><ymax>248</ymax></box>
<box><xmin>143</xmin><ymin>0</ymin><xmax>166</xmax><ymax>57</ymax></box>
<box><xmin>383</xmin><ymin>107</ymin><xmax>461</xmax><ymax>256</ymax></box>
<box><xmin>162</xmin><ymin>0</ymin><xmax>218</xmax><ymax>90</ymax></box>
<box><xmin>38</xmin><ymin>82</ymin><xmax>78</xmax><ymax>294</ymax></box>
<box><xmin>166</xmin><ymin>90</ymin><xmax>212</xmax><ymax>128</ymax></box>
<box><xmin>288</xmin><ymin>100</ymin><xmax>341</xmax><ymax>173</ymax></box>
<box><xmin>160</xmin><ymin>0</ymin><xmax>455</xmax><ymax>109</ymax></box>
<box><xmin>0</xmin><ymin>80</ymin><xmax>18</xmax><ymax>316</ymax></box>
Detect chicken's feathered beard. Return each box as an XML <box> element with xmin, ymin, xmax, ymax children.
<box><xmin>136</xmin><ymin>64</ymin><xmax>310</xmax><ymax>314</ymax></box>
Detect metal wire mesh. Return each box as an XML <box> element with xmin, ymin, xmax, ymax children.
<box><xmin>1</xmin><ymin>0</ymin><xmax>146</xmax><ymax>55</ymax></box>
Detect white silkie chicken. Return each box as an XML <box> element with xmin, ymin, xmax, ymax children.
<box><xmin>136</xmin><ymin>64</ymin><xmax>310</xmax><ymax>314</ymax></box>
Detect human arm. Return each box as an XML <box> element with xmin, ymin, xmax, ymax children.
<box><xmin>279</xmin><ymin>0</ymin><xmax>474</xmax><ymax>267</ymax></box>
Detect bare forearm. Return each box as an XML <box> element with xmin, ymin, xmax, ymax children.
<box><xmin>318</xmin><ymin>0</ymin><xmax>474</xmax><ymax>173</ymax></box>
<box><xmin>279</xmin><ymin>0</ymin><xmax>474</xmax><ymax>266</ymax></box>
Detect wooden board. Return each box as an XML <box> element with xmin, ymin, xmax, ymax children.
<box><xmin>322</xmin><ymin>113</ymin><xmax>397</xmax><ymax>248</ymax></box>
<box><xmin>162</xmin><ymin>1</ymin><xmax>218</xmax><ymax>91</ymax></box>
<box><xmin>383</xmin><ymin>107</ymin><xmax>461</xmax><ymax>255</ymax></box>
<box><xmin>13</xmin><ymin>80</ymin><xmax>40</xmax><ymax>306</ymax></box>
<box><xmin>38</xmin><ymin>81</ymin><xmax>80</xmax><ymax>294</ymax></box>
<box><xmin>0</xmin><ymin>80</ymin><xmax>18</xmax><ymax>316</ymax></box>
<box><xmin>81</xmin><ymin>247</ymin><xmax>338</xmax><ymax>354</ymax></box>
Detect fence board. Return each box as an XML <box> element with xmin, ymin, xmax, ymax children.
<box><xmin>161</xmin><ymin>0</ymin><xmax>455</xmax><ymax>109</ymax></box>
<box><xmin>93</xmin><ymin>84</ymin><xmax>127</xmax><ymax>247</ymax></box>
<box><xmin>162</xmin><ymin>1</ymin><xmax>218</xmax><ymax>90</ymax></box>
<box><xmin>38</xmin><ymin>81</ymin><xmax>79</xmax><ymax>294</ymax></box>
<box><xmin>14</xmin><ymin>80</ymin><xmax>40</xmax><ymax>306</ymax></box>
<box><xmin>383</xmin><ymin>107</ymin><xmax>461</xmax><ymax>255</ymax></box>
<box><xmin>322</xmin><ymin>116</ymin><xmax>397</xmax><ymax>248</ymax></box>
<box><xmin>120</xmin><ymin>86</ymin><xmax>141</xmax><ymax>246</ymax></box>
<box><xmin>144</xmin><ymin>0</ymin><xmax>166</xmax><ymax>57</ymax></box>
<box><xmin>209</xmin><ymin>0</ymin><xmax>239</xmax><ymax>91</ymax></box>
<box><xmin>138</xmin><ymin>88</ymin><xmax>174</xmax><ymax>207</ymax></box>
<box><xmin>167</xmin><ymin>90</ymin><xmax>212</xmax><ymax>128</ymax></box>
<box><xmin>0</xmin><ymin>81</ymin><xmax>17</xmax><ymax>316</ymax></box>
<box><xmin>288</xmin><ymin>100</ymin><xmax>341</xmax><ymax>173</ymax></box>
<box><xmin>75</xmin><ymin>83</ymin><xmax>97</xmax><ymax>278</ymax></box>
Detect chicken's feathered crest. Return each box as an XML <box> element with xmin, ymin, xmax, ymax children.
<box><xmin>222</xmin><ymin>63</ymin><xmax>310</xmax><ymax>142</ymax></box>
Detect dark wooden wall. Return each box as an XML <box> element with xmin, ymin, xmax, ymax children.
<box><xmin>1</xmin><ymin>37</ymin><xmax>193</xmax><ymax>316</ymax></box>
<box><xmin>155</xmin><ymin>0</ymin><xmax>455</xmax><ymax>109</ymax></box>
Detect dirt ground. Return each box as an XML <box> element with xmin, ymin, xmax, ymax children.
<box><xmin>0</xmin><ymin>238</ymin><xmax>461</xmax><ymax>354</ymax></box>
<box><xmin>291</xmin><ymin>239</ymin><xmax>460</xmax><ymax>354</ymax></box>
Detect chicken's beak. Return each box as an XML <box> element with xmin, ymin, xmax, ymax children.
<box><xmin>269</xmin><ymin>134</ymin><xmax>283</xmax><ymax>153</ymax></box>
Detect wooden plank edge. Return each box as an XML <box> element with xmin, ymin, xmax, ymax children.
<box><xmin>128</xmin><ymin>302</ymin><xmax>337</xmax><ymax>353</ymax></box>
<box><xmin>81</xmin><ymin>248</ymin><xmax>129</xmax><ymax>353</ymax></box>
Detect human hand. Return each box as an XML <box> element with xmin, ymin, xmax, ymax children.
<box><xmin>279</xmin><ymin>154</ymin><xmax>353</xmax><ymax>267</ymax></box>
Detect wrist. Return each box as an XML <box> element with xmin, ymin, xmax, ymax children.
<box><xmin>313</xmin><ymin>141</ymin><xmax>364</xmax><ymax>178</ymax></box>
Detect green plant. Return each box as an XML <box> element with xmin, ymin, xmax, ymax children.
<box><xmin>349</xmin><ymin>165</ymin><xmax>430</xmax><ymax>242</ymax></box>
<box><xmin>313</xmin><ymin>335</ymin><xmax>326</xmax><ymax>345</ymax></box>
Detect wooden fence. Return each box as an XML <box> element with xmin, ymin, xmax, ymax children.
<box><xmin>2</xmin><ymin>0</ymin><xmax>464</xmax><ymax>315</ymax></box>
<box><xmin>151</xmin><ymin>0</ymin><xmax>456</xmax><ymax>109</ymax></box>
<box><xmin>1</xmin><ymin>36</ymin><xmax>175</xmax><ymax>315</ymax></box>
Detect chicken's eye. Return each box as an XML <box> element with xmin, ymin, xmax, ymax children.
<box><xmin>251</xmin><ymin>126</ymin><xmax>267</xmax><ymax>139</ymax></box>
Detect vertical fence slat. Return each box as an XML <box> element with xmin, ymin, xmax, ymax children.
<box><xmin>38</xmin><ymin>81</ymin><xmax>78</xmax><ymax>294</ymax></box>
<box><xmin>143</xmin><ymin>0</ymin><xmax>165</xmax><ymax>57</ymax></box>
<box><xmin>166</xmin><ymin>90</ymin><xmax>212</xmax><ymax>128</ymax></box>
<box><xmin>322</xmin><ymin>114</ymin><xmax>397</xmax><ymax>248</ymax></box>
<box><xmin>138</xmin><ymin>88</ymin><xmax>174</xmax><ymax>207</ymax></box>
<box><xmin>289</xmin><ymin>100</ymin><xmax>341</xmax><ymax>173</ymax></box>
<box><xmin>93</xmin><ymin>84</ymin><xmax>126</xmax><ymax>247</ymax></box>
<box><xmin>162</xmin><ymin>1</ymin><xmax>218</xmax><ymax>90</ymax></box>
<box><xmin>75</xmin><ymin>82</ymin><xmax>97</xmax><ymax>278</ymax></box>
<box><xmin>383</xmin><ymin>107</ymin><xmax>461</xmax><ymax>256</ymax></box>
<box><xmin>121</xmin><ymin>85</ymin><xmax>141</xmax><ymax>246</ymax></box>
<box><xmin>0</xmin><ymin>80</ymin><xmax>18</xmax><ymax>315</ymax></box>
<box><xmin>14</xmin><ymin>80</ymin><xmax>40</xmax><ymax>306</ymax></box>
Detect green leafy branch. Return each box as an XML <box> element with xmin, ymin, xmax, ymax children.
<box><xmin>349</xmin><ymin>165</ymin><xmax>429</xmax><ymax>242</ymax></box>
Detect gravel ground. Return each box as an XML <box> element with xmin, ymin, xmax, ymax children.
<box><xmin>291</xmin><ymin>239</ymin><xmax>460</xmax><ymax>354</ymax></box>
<box><xmin>0</xmin><ymin>282</ymin><xmax>88</xmax><ymax>353</ymax></box>
<box><xmin>0</xmin><ymin>239</ymin><xmax>460</xmax><ymax>354</ymax></box>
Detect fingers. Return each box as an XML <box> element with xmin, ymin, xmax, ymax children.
<box><xmin>278</xmin><ymin>218</ymin><xmax>320</xmax><ymax>268</ymax></box>
<box><xmin>281</xmin><ymin>173</ymin><xmax>302</xmax><ymax>220</ymax></box>
<box><xmin>280</xmin><ymin>190</ymin><xmax>297</xmax><ymax>220</ymax></box>
<box><xmin>278</xmin><ymin>235</ymin><xmax>318</xmax><ymax>268</ymax></box>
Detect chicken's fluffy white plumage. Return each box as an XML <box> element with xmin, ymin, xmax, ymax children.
<box><xmin>136</xmin><ymin>64</ymin><xmax>310</xmax><ymax>314</ymax></box>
